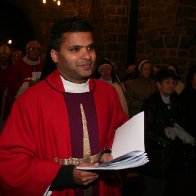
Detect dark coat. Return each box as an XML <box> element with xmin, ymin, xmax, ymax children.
<box><xmin>180</xmin><ymin>86</ymin><xmax>196</xmax><ymax>139</ymax></box>
<box><xmin>141</xmin><ymin>91</ymin><xmax>185</xmax><ymax>179</ymax></box>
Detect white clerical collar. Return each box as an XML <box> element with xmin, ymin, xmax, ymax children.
<box><xmin>60</xmin><ymin>75</ymin><xmax>90</xmax><ymax>93</ymax></box>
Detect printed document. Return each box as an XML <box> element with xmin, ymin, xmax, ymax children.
<box><xmin>77</xmin><ymin>112</ymin><xmax>149</xmax><ymax>170</ymax></box>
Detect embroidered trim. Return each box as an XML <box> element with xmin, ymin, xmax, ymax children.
<box><xmin>53</xmin><ymin>151</ymin><xmax>102</xmax><ymax>165</ymax></box>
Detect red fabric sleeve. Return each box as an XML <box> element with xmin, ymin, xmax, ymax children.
<box><xmin>0</xmin><ymin>101</ymin><xmax>61</xmax><ymax>195</ymax></box>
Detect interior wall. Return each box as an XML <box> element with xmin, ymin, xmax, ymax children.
<box><xmin>1</xmin><ymin>0</ymin><xmax>195</xmax><ymax>78</ymax></box>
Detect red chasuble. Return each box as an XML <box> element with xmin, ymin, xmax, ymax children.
<box><xmin>0</xmin><ymin>70</ymin><xmax>128</xmax><ymax>196</ymax></box>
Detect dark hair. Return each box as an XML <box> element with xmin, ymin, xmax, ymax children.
<box><xmin>155</xmin><ymin>68</ymin><xmax>177</xmax><ymax>82</ymax></box>
<box><xmin>40</xmin><ymin>47</ymin><xmax>56</xmax><ymax>80</ymax></box>
<box><xmin>49</xmin><ymin>16</ymin><xmax>94</xmax><ymax>51</ymax></box>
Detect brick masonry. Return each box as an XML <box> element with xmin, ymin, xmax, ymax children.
<box><xmin>3</xmin><ymin>0</ymin><xmax>196</xmax><ymax>79</ymax></box>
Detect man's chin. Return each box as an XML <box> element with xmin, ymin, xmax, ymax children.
<box><xmin>82</xmin><ymin>70</ymin><xmax>93</xmax><ymax>77</ymax></box>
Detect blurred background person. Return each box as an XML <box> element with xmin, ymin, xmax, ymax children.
<box><xmin>14</xmin><ymin>40</ymin><xmax>44</xmax><ymax>98</ymax></box>
<box><xmin>179</xmin><ymin>66</ymin><xmax>196</xmax><ymax>178</ymax></box>
<box><xmin>93</xmin><ymin>58</ymin><xmax>129</xmax><ymax>116</ymax></box>
<box><xmin>180</xmin><ymin>66</ymin><xmax>196</xmax><ymax>140</ymax></box>
<box><xmin>141</xmin><ymin>68</ymin><xmax>195</xmax><ymax>196</ymax></box>
<box><xmin>10</xmin><ymin>49</ymin><xmax>23</xmax><ymax>65</ymax></box>
<box><xmin>167</xmin><ymin>64</ymin><xmax>185</xmax><ymax>94</ymax></box>
<box><xmin>121</xmin><ymin>64</ymin><xmax>137</xmax><ymax>82</ymax></box>
<box><xmin>125</xmin><ymin>59</ymin><xmax>156</xmax><ymax>117</ymax></box>
<box><xmin>151</xmin><ymin>64</ymin><xmax>161</xmax><ymax>79</ymax></box>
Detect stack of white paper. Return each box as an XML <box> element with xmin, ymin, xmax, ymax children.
<box><xmin>77</xmin><ymin>112</ymin><xmax>149</xmax><ymax>170</ymax></box>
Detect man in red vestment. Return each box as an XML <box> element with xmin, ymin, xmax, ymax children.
<box><xmin>0</xmin><ymin>17</ymin><xmax>128</xmax><ymax>195</ymax></box>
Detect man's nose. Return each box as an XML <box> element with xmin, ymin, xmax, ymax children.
<box><xmin>81</xmin><ymin>48</ymin><xmax>92</xmax><ymax>59</ymax></box>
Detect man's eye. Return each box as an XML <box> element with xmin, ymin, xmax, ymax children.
<box><xmin>70</xmin><ymin>47</ymin><xmax>80</xmax><ymax>52</ymax></box>
<box><xmin>88</xmin><ymin>45</ymin><xmax>95</xmax><ymax>51</ymax></box>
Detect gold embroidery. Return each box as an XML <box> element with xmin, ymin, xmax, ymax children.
<box><xmin>80</xmin><ymin>103</ymin><xmax>91</xmax><ymax>158</ymax></box>
<box><xmin>54</xmin><ymin>104</ymin><xmax>99</xmax><ymax>195</ymax></box>
<box><xmin>53</xmin><ymin>152</ymin><xmax>102</xmax><ymax>165</ymax></box>
<box><xmin>80</xmin><ymin>103</ymin><xmax>92</xmax><ymax>196</ymax></box>
<box><xmin>54</xmin><ymin>104</ymin><xmax>102</xmax><ymax>166</ymax></box>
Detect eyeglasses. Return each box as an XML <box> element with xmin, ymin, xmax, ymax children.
<box><xmin>27</xmin><ymin>47</ymin><xmax>41</xmax><ymax>52</ymax></box>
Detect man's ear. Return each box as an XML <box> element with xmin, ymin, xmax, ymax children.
<box><xmin>50</xmin><ymin>49</ymin><xmax>58</xmax><ymax>63</ymax></box>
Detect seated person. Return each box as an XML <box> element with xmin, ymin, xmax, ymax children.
<box><xmin>125</xmin><ymin>59</ymin><xmax>156</xmax><ymax>117</ymax></box>
<box><xmin>121</xmin><ymin>64</ymin><xmax>137</xmax><ymax>82</ymax></box>
<box><xmin>141</xmin><ymin>68</ymin><xmax>195</xmax><ymax>196</ymax></box>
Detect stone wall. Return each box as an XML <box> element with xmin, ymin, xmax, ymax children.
<box><xmin>5</xmin><ymin>0</ymin><xmax>130</xmax><ymax>74</ymax></box>
<box><xmin>91</xmin><ymin>0</ymin><xmax>130</xmax><ymax>73</ymax></box>
<box><xmin>3</xmin><ymin>0</ymin><xmax>196</xmax><ymax>78</ymax></box>
<box><xmin>137</xmin><ymin>0</ymin><xmax>196</xmax><ymax>79</ymax></box>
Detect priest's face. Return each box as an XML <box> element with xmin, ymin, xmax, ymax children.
<box><xmin>51</xmin><ymin>32</ymin><xmax>96</xmax><ymax>84</ymax></box>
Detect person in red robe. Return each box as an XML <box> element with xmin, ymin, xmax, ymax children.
<box><xmin>0</xmin><ymin>17</ymin><xmax>128</xmax><ymax>195</ymax></box>
<box><xmin>13</xmin><ymin>40</ymin><xmax>45</xmax><ymax>98</ymax></box>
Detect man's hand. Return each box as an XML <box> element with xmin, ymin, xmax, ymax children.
<box><xmin>100</xmin><ymin>153</ymin><xmax>113</xmax><ymax>163</ymax></box>
<box><xmin>73</xmin><ymin>163</ymin><xmax>99</xmax><ymax>186</ymax></box>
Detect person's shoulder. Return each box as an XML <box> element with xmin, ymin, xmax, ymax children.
<box><xmin>177</xmin><ymin>80</ymin><xmax>185</xmax><ymax>88</ymax></box>
<box><xmin>14</xmin><ymin>58</ymin><xmax>24</xmax><ymax>65</ymax></box>
<box><xmin>111</xmin><ymin>81</ymin><xmax>120</xmax><ymax>88</ymax></box>
<box><xmin>142</xmin><ymin>91</ymin><xmax>159</xmax><ymax>108</ymax></box>
<box><xmin>145</xmin><ymin>91</ymin><xmax>159</xmax><ymax>102</ymax></box>
<box><xmin>125</xmin><ymin>78</ymin><xmax>143</xmax><ymax>91</ymax></box>
<box><xmin>125</xmin><ymin>78</ymin><xmax>137</xmax><ymax>86</ymax></box>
